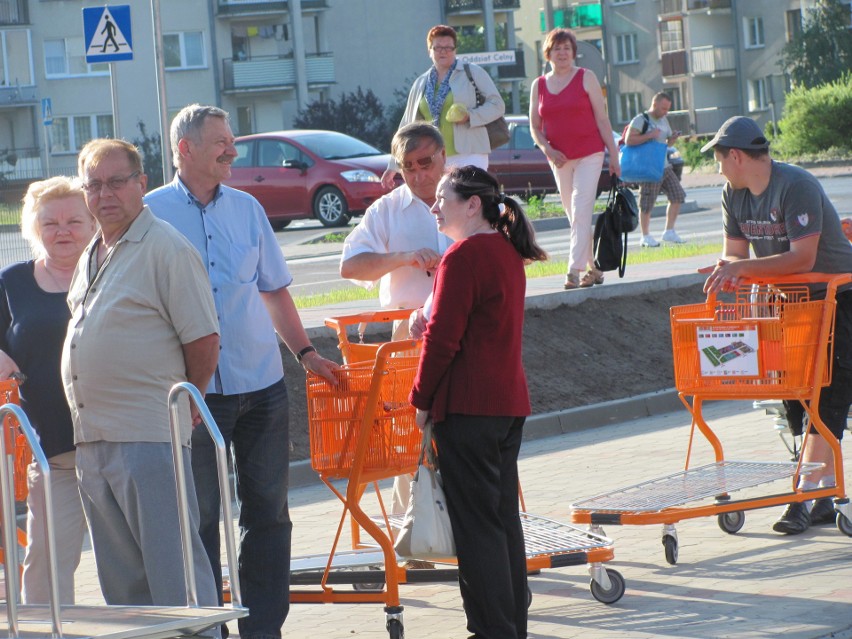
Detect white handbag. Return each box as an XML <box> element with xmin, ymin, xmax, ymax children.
<box><xmin>394</xmin><ymin>422</ymin><xmax>456</xmax><ymax>560</ymax></box>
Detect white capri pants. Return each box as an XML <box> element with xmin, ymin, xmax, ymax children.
<box><xmin>549</xmin><ymin>151</ymin><xmax>604</xmax><ymax>274</ymax></box>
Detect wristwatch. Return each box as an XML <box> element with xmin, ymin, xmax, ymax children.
<box><xmin>296</xmin><ymin>345</ymin><xmax>317</xmax><ymax>363</ymax></box>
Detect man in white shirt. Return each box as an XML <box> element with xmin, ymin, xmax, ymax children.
<box><xmin>341</xmin><ymin>122</ymin><xmax>452</xmax><ymax>330</ymax></box>
<box><xmin>340</xmin><ymin>123</ymin><xmax>451</xmax><ymax>517</ymax></box>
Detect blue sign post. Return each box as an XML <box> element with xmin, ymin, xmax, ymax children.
<box><xmin>41</xmin><ymin>98</ymin><xmax>53</xmax><ymax>126</ymax></box>
<box><xmin>83</xmin><ymin>5</ymin><xmax>133</xmax><ymax>63</ymax></box>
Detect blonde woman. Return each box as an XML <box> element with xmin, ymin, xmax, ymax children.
<box><xmin>0</xmin><ymin>177</ymin><xmax>97</xmax><ymax>603</ymax></box>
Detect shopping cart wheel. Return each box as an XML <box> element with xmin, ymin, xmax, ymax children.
<box><xmin>386</xmin><ymin>618</ymin><xmax>404</xmax><ymax>639</ymax></box>
<box><xmin>837</xmin><ymin>512</ymin><xmax>852</xmax><ymax>537</ymax></box>
<box><xmin>590</xmin><ymin>568</ymin><xmax>625</xmax><ymax>604</ymax></box>
<box><xmin>662</xmin><ymin>535</ymin><xmax>678</xmax><ymax>565</ymax></box>
<box><xmin>717</xmin><ymin>510</ymin><xmax>746</xmax><ymax>534</ymax></box>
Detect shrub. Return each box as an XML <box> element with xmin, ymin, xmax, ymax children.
<box><xmin>774</xmin><ymin>74</ymin><xmax>852</xmax><ymax>156</ymax></box>
<box><xmin>293</xmin><ymin>88</ymin><xmax>394</xmax><ymax>151</ymax></box>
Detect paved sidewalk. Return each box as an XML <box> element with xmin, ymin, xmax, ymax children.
<box><xmin>69</xmin><ymin>401</ymin><xmax>852</xmax><ymax>638</ymax></box>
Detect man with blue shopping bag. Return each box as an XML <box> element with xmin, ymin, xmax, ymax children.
<box><xmin>622</xmin><ymin>92</ymin><xmax>686</xmax><ymax>247</ymax></box>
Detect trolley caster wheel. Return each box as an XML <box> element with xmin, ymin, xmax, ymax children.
<box><xmin>837</xmin><ymin>512</ymin><xmax>852</xmax><ymax>537</ymax></box>
<box><xmin>718</xmin><ymin>510</ymin><xmax>746</xmax><ymax>534</ymax></box>
<box><xmin>353</xmin><ymin>580</ymin><xmax>385</xmax><ymax>591</ymax></box>
<box><xmin>662</xmin><ymin>534</ymin><xmax>678</xmax><ymax>565</ymax></box>
<box><xmin>590</xmin><ymin>568</ymin><xmax>625</xmax><ymax>604</ymax></box>
<box><xmin>386</xmin><ymin>618</ymin><xmax>404</xmax><ymax>639</ymax></box>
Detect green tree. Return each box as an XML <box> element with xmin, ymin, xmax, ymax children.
<box><xmin>775</xmin><ymin>73</ymin><xmax>852</xmax><ymax>155</ymax></box>
<box><xmin>132</xmin><ymin>120</ymin><xmax>164</xmax><ymax>190</ymax></box>
<box><xmin>293</xmin><ymin>88</ymin><xmax>393</xmax><ymax>151</ymax></box>
<box><xmin>781</xmin><ymin>0</ymin><xmax>852</xmax><ymax>88</ymax></box>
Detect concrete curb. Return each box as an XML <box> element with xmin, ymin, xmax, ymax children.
<box><xmin>289</xmin><ymin>388</ymin><xmax>685</xmax><ymax>489</ymax></box>
<box><xmin>531</xmin><ymin>199</ymin><xmax>701</xmax><ymax>233</ymax></box>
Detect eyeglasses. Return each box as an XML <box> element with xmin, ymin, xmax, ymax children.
<box><xmin>82</xmin><ymin>171</ymin><xmax>140</xmax><ymax>195</ymax></box>
<box><xmin>431</xmin><ymin>45</ymin><xmax>456</xmax><ymax>53</ymax></box>
<box><xmin>400</xmin><ymin>149</ymin><xmax>442</xmax><ymax>173</ymax></box>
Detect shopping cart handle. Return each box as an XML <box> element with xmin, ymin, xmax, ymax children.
<box><xmin>695</xmin><ymin>268</ymin><xmax>851</xmax><ymax>287</ymax></box>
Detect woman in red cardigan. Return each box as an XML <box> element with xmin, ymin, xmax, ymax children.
<box><xmin>409</xmin><ymin>166</ymin><xmax>546</xmax><ymax>639</ymax></box>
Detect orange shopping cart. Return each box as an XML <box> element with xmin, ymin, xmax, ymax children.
<box><xmin>570</xmin><ymin>273</ymin><xmax>852</xmax><ymax>565</ymax></box>
<box><xmin>0</xmin><ymin>378</ymin><xmax>30</xmax><ymax>578</ymax></box>
<box><xmin>290</xmin><ymin>312</ymin><xmax>625</xmax><ymax>639</ymax></box>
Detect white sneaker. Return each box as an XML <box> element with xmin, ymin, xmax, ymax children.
<box><xmin>641</xmin><ymin>235</ymin><xmax>660</xmax><ymax>247</ymax></box>
<box><xmin>662</xmin><ymin>229</ymin><xmax>686</xmax><ymax>243</ymax></box>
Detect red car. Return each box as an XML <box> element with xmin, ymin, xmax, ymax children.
<box><xmin>226</xmin><ymin>130</ymin><xmax>392</xmax><ymax>228</ymax></box>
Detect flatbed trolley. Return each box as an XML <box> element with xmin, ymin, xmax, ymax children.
<box><xmin>292</xmin><ymin>312</ymin><xmax>624</xmax><ymax>639</ymax></box>
<box><xmin>570</xmin><ymin>273</ymin><xmax>852</xmax><ymax>565</ymax></box>
<box><xmin>0</xmin><ymin>383</ymin><xmax>247</xmax><ymax>639</ymax></box>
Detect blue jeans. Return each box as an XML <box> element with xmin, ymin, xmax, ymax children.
<box><xmin>194</xmin><ymin>379</ymin><xmax>291</xmax><ymax>639</ymax></box>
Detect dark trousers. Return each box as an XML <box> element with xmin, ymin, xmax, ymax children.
<box><xmin>194</xmin><ymin>379</ymin><xmax>291</xmax><ymax>639</ymax></box>
<box><xmin>784</xmin><ymin>290</ymin><xmax>852</xmax><ymax>440</ymax></box>
<box><xmin>433</xmin><ymin>414</ymin><xmax>528</xmax><ymax>639</ymax></box>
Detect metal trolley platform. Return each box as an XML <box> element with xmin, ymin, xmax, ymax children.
<box><xmin>0</xmin><ymin>384</ymin><xmax>247</xmax><ymax>639</ymax></box>
<box><xmin>571</xmin><ymin>274</ymin><xmax>852</xmax><ymax>565</ymax></box>
<box><xmin>291</xmin><ymin>311</ymin><xmax>625</xmax><ymax>639</ymax></box>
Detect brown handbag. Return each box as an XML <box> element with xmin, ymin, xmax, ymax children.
<box><xmin>463</xmin><ymin>63</ymin><xmax>510</xmax><ymax>150</ymax></box>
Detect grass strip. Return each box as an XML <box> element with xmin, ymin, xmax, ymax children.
<box><xmin>293</xmin><ymin>241</ymin><xmax>723</xmax><ymax>309</ymax></box>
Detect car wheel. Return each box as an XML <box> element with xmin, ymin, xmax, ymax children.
<box><xmin>314</xmin><ymin>186</ymin><xmax>350</xmax><ymax>227</ymax></box>
<box><xmin>270</xmin><ymin>219</ymin><xmax>291</xmax><ymax>231</ymax></box>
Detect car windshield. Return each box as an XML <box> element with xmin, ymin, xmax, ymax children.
<box><xmin>297</xmin><ymin>132</ymin><xmax>383</xmax><ymax>160</ymax></box>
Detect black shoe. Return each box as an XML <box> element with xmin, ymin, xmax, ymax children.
<box><xmin>773</xmin><ymin>502</ymin><xmax>811</xmax><ymax>535</ymax></box>
<box><xmin>809</xmin><ymin>497</ymin><xmax>836</xmax><ymax>525</ymax></box>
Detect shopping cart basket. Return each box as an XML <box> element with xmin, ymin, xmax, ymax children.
<box><xmin>0</xmin><ymin>378</ymin><xmax>30</xmax><ymax>584</ymax></box>
<box><xmin>571</xmin><ymin>273</ymin><xmax>852</xmax><ymax>564</ymax></box>
<box><xmin>291</xmin><ymin>313</ymin><xmax>625</xmax><ymax>639</ymax></box>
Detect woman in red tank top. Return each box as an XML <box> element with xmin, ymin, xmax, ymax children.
<box><xmin>530</xmin><ymin>28</ymin><xmax>621</xmax><ymax>289</ymax></box>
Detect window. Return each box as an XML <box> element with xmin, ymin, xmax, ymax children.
<box><xmin>667</xmin><ymin>87</ymin><xmax>682</xmax><ymax>111</ymax></box>
<box><xmin>44</xmin><ymin>38</ymin><xmax>108</xmax><ymax>77</ymax></box>
<box><xmin>0</xmin><ymin>30</ymin><xmax>34</xmax><ymax>86</ymax></box>
<box><xmin>659</xmin><ymin>19</ymin><xmax>683</xmax><ymax>53</ymax></box>
<box><xmin>748</xmin><ymin>78</ymin><xmax>768</xmax><ymax>112</ymax></box>
<box><xmin>617</xmin><ymin>92</ymin><xmax>642</xmax><ymax>122</ymax></box>
<box><xmin>163</xmin><ymin>31</ymin><xmax>205</xmax><ymax>69</ymax></box>
<box><xmin>50</xmin><ymin>114</ymin><xmax>113</xmax><ymax>154</ymax></box>
<box><xmin>785</xmin><ymin>9</ymin><xmax>802</xmax><ymax>42</ymax></box>
<box><xmin>744</xmin><ymin>17</ymin><xmax>764</xmax><ymax>49</ymax></box>
<box><xmin>614</xmin><ymin>33</ymin><xmax>638</xmax><ymax>64</ymax></box>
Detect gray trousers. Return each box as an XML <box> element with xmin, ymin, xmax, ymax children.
<box><xmin>76</xmin><ymin>441</ymin><xmax>219</xmax><ymax>610</ymax></box>
<box><xmin>22</xmin><ymin>450</ymin><xmax>86</xmax><ymax>604</ymax></box>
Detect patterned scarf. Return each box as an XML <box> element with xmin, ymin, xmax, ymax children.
<box><xmin>424</xmin><ymin>59</ymin><xmax>458</xmax><ymax>126</ymax></box>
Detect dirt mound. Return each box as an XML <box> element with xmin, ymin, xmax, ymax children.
<box><xmin>283</xmin><ymin>283</ymin><xmax>706</xmax><ymax>462</ymax></box>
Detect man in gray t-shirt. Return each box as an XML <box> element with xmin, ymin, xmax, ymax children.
<box><xmin>702</xmin><ymin>116</ymin><xmax>852</xmax><ymax>536</ymax></box>
<box><xmin>624</xmin><ymin>92</ymin><xmax>686</xmax><ymax>247</ymax></box>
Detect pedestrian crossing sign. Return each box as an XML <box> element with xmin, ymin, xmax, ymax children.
<box><xmin>83</xmin><ymin>5</ymin><xmax>133</xmax><ymax>63</ymax></box>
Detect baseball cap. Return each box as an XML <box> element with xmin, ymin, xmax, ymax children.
<box><xmin>700</xmin><ymin>116</ymin><xmax>770</xmax><ymax>153</ymax></box>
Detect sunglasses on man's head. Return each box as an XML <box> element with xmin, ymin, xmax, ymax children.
<box><xmin>400</xmin><ymin>149</ymin><xmax>441</xmax><ymax>172</ymax></box>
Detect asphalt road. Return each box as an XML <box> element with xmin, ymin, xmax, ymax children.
<box><xmin>276</xmin><ymin>175</ymin><xmax>852</xmax><ymax>298</ymax></box>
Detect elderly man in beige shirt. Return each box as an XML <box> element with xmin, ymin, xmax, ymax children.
<box><xmin>61</xmin><ymin>138</ymin><xmax>221</xmax><ymax>612</ymax></box>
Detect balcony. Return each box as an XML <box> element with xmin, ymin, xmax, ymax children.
<box><xmin>0</xmin><ymin>0</ymin><xmax>28</xmax><ymax>25</ymax></box>
<box><xmin>216</xmin><ymin>0</ymin><xmax>328</xmax><ymax>17</ymax></box>
<box><xmin>690</xmin><ymin>45</ymin><xmax>735</xmax><ymax>76</ymax></box>
<box><xmin>222</xmin><ymin>53</ymin><xmax>334</xmax><ymax>92</ymax></box>
<box><xmin>686</xmin><ymin>0</ymin><xmax>731</xmax><ymax>12</ymax></box>
<box><xmin>693</xmin><ymin>105</ymin><xmax>738</xmax><ymax>135</ymax></box>
<box><xmin>0</xmin><ymin>85</ymin><xmax>37</xmax><ymax>106</ymax></box>
<box><xmin>445</xmin><ymin>0</ymin><xmax>519</xmax><ymax>15</ymax></box>
<box><xmin>662</xmin><ymin>50</ymin><xmax>687</xmax><ymax>77</ymax></box>
<box><xmin>540</xmin><ymin>3</ymin><xmax>602</xmax><ymax>31</ymax></box>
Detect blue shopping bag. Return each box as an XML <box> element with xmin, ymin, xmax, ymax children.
<box><xmin>618</xmin><ymin>140</ymin><xmax>667</xmax><ymax>183</ymax></box>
